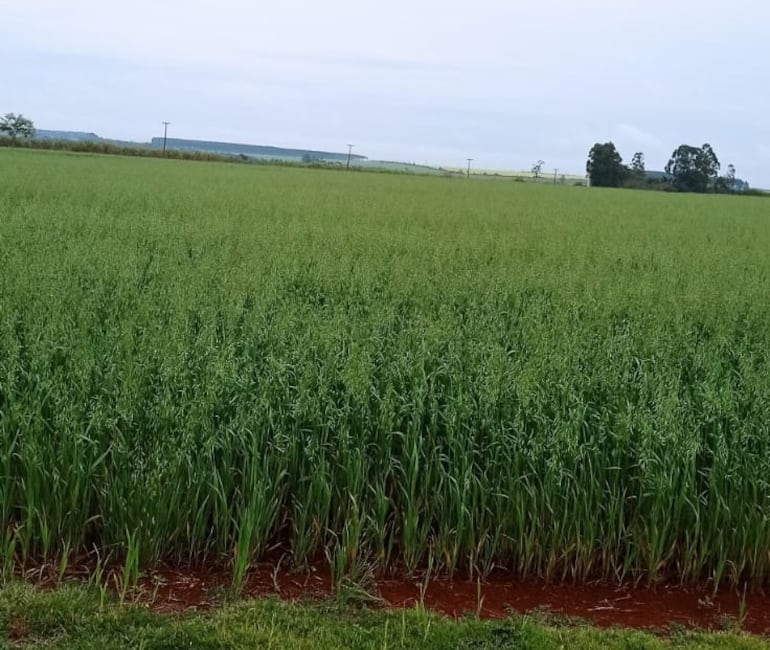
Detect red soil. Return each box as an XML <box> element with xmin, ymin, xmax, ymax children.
<box><xmin>25</xmin><ymin>559</ymin><xmax>770</xmax><ymax>635</ymax></box>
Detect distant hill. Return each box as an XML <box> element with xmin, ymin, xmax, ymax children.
<box><xmin>150</xmin><ymin>137</ymin><xmax>367</xmax><ymax>163</ymax></box>
<box><xmin>34</xmin><ymin>130</ymin><xmax>101</xmax><ymax>142</ymax></box>
<box><xmin>31</xmin><ymin>130</ymin><xmax>367</xmax><ymax>164</ymax></box>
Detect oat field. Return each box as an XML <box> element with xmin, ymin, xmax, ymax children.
<box><xmin>2</xmin><ymin>149</ymin><xmax>770</xmax><ymax>587</ymax></box>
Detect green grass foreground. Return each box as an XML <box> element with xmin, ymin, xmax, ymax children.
<box><xmin>0</xmin><ymin>583</ymin><xmax>767</xmax><ymax>650</ymax></box>
<box><xmin>2</xmin><ymin>149</ymin><xmax>770</xmax><ymax>587</ymax></box>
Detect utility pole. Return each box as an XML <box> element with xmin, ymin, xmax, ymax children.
<box><xmin>466</xmin><ymin>158</ymin><xmax>473</xmax><ymax>178</ymax></box>
<box><xmin>162</xmin><ymin>121</ymin><xmax>171</xmax><ymax>156</ymax></box>
<box><xmin>346</xmin><ymin>144</ymin><xmax>354</xmax><ymax>170</ymax></box>
<box><xmin>553</xmin><ymin>168</ymin><xmax>558</xmax><ymax>184</ymax></box>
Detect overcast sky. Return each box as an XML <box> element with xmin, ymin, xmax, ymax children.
<box><xmin>2</xmin><ymin>1</ymin><xmax>768</xmax><ymax>185</ymax></box>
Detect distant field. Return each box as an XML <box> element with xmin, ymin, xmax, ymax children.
<box><xmin>445</xmin><ymin>166</ymin><xmax>586</xmax><ymax>181</ymax></box>
<box><xmin>356</xmin><ymin>159</ymin><xmax>448</xmax><ymax>174</ymax></box>
<box><xmin>1</xmin><ymin>149</ymin><xmax>770</xmax><ymax>588</ymax></box>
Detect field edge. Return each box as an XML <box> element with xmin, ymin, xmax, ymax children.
<box><xmin>1</xmin><ymin>582</ymin><xmax>769</xmax><ymax>649</ymax></box>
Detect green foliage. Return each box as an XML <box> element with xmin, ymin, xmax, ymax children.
<box><xmin>586</xmin><ymin>142</ymin><xmax>626</xmax><ymax>187</ymax></box>
<box><xmin>0</xmin><ymin>113</ymin><xmax>35</xmax><ymax>141</ymax></box>
<box><xmin>665</xmin><ymin>144</ymin><xmax>721</xmax><ymax>193</ymax></box>
<box><xmin>714</xmin><ymin>164</ymin><xmax>743</xmax><ymax>194</ymax></box>
<box><xmin>2</xmin><ymin>150</ymin><xmax>770</xmax><ymax>588</ymax></box>
<box><xmin>1</xmin><ymin>583</ymin><xmax>768</xmax><ymax>649</ymax></box>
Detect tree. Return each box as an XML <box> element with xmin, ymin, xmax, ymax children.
<box><xmin>631</xmin><ymin>152</ymin><xmax>645</xmax><ymax>175</ymax></box>
<box><xmin>586</xmin><ymin>142</ymin><xmax>626</xmax><ymax>187</ymax></box>
<box><xmin>715</xmin><ymin>163</ymin><xmax>737</xmax><ymax>193</ymax></box>
<box><xmin>531</xmin><ymin>160</ymin><xmax>545</xmax><ymax>179</ymax></box>
<box><xmin>0</xmin><ymin>113</ymin><xmax>35</xmax><ymax>141</ymax></box>
<box><xmin>664</xmin><ymin>143</ymin><xmax>720</xmax><ymax>193</ymax></box>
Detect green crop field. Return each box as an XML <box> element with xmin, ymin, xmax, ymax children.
<box><xmin>2</xmin><ymin>148</ymin><xmax>770</xmax><ymax>590</ymax></box>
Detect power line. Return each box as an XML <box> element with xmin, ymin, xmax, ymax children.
<box><xmin>346</xmin><ymin>144</ymin><xmax>354</xmax><ymax>170</ymax></box>
<box><xmin>162</xmin><ymin>121</ymin><xmax>171</xmax><ymax>156</ymax></box>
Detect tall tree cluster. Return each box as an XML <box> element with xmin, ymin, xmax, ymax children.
<box><xmin>586</xmin><ymin>142</ymin><xmax>627</xmax><ymax>187</ymax></box>
<box><xmin>664</xmin><ymin>144</ymin><xmax>721</xmax><ymax>193</ymax></box>
<box><xmin>586</xmin><ymin>140</ymin><xmax>740</xmax><ymax>193</ymax></box>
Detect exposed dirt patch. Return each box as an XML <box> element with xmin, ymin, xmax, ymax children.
<box><xmin>20</xmin><ymin>558</ymin><xmax>770</xmax><ymax>635</ymax></box>
<box><xmin>136</xmin><ymin>564</ymin><xmax>770</xmax><ymax>634</ymax></box>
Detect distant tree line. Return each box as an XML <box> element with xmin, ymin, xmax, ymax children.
<box><xmin>1</xmin><ymin>111</ymin><xmax>760</xmax><ymax>192</ymax></box>
<box><xmin>0</xmin><ymin>133</ymin><xmax>257</xmax><ymax>163</ymax></box>
<box><xmin>586</xmin><ymin>141</ymin><xmax>752</xmax><ymax>194</ymax></box>
<box><xmin>0</xmin><ymin>112</ymin><xmax>442</xmax><ymax>178</ymax></box>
